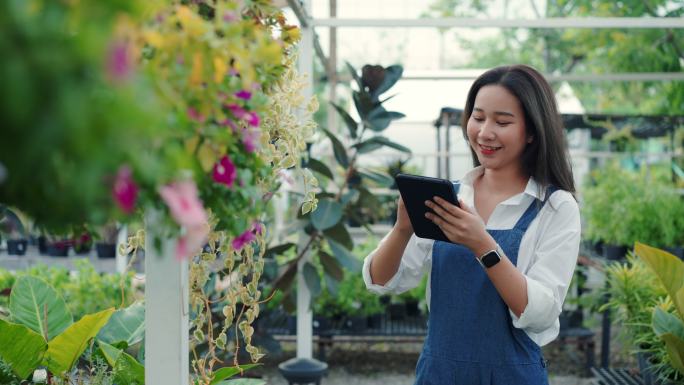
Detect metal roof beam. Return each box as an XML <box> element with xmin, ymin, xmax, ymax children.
<box><xmin>311</xmin><ymin>17</ymin><xmax>684</xmax><ymax>29</ymax></box>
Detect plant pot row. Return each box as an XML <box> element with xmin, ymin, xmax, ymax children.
<box><xmin>587</xmin><ymin>241</ymin><xmax>684</xmax><ymax>261</ymax></box>
<box><xmin>3</xmin><ymin>239</ymin><xmax>118</xmax><ymax>259</ymax></box>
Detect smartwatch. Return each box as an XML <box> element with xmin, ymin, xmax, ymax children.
<box><xmin>477</xmin><ymin>244</ymin><xmax>503</xmax><ymax>268</ymax></box>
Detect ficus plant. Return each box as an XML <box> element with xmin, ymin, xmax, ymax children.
<box><xmin>270</xmin><ymin>62</ymin><xmax>411</xmax><ymax>310</ymax></box>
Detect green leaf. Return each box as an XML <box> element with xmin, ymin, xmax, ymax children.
<box><xmin>273</xmin><ymin>261</ymin><xmax>298</xmax><ymax>293</ymax></box>
<box><xmin>354</xmin><ymin>136</ymin><xmax>411</xmax><ymax>154</ymax></box>
<box><xmin>636</xmin><ymin>242</ymin><xmax>684</xmax><ymax>318</ymax></box>
<box><xmin>323</xmin><ymin>221</ymin><xmax>353</xmax><ymax>250</ymax></box>
<box><xmin>330</xmin><ymin>102</ymin><xmax>358</xmax><ymax>139</ymax></box>
<box><xmin>319</xmin><ymin>251</ymin><xmax>344</xmax><ymax>281</ymax></box>
<box><xmin>306</xmin><ymin>158</ymin><xmax>334</xmax><ymax>180</ymax></box>
<box><xmin>97</xmin><ymin>301</ymin><xmax>145</xmax><ymax>347</ymax></box>
<box><xmin>217</xmin><ymin>379</ymin><xmax>266</xmax><ymax>385</ymax></box>
<box><xmin>340</xmin><ymin>189</ymin><xmax>360</xmax><ymax>206</ymax></box>
<box><xmin>324</xmin><ymin>273</ymin><xmax>340</xmax><ymax>296</ymax></box>
<box><xmin>98</xmin><ymin>340</ymin><xmax>145</xmax><ymax>385</ymax></box>
<box><xmin>0</xmin><ymin>319</ymin><xmax>47</xmax><ymax>380</ymax></box>
<box><xmin>210</xmin><ymin>364</ymin><xmax>261</xmax><ymax>384</ymax></box>
<box><xmin>366</xmin><ymin>106</ymin><xmax>405</xmax><ymax>131</ymax></box>
<box><xmin>265</xmin><ymin>243</ymin><xmax>296</xmax><ymax>258</ymax></box>
<box><xmin>322</xmin><ymin>128</ymin><xmax>349</xmax><ymax>168</ymax></box>
<box><xmin>302</xmin><ymin>262</ymin><xmax>322</xmax><ymax>298</ymax></box>
<box><xmin>10</xmin><ymin>276</ymin><xmax>73</xmax><ymax>340</ymax></box>
<box><xmin>44</xmin><ymin>308</ymin><xmax>115</xmax><ymax>375</ymax></box>
<box><xmin>352</xmin><ymin>91</ymin><xmax>374</xmax><ymax>119</ymax></box>
<box><xmin>653</xmin><ymin>307</ymin><xmax>684</xmax><ymax>340</ymax></box>
<box><xmin>311</xmin><ymin>199</ymin><xmax>343</xmax><ymax>231</ymax></box>
<box><xmin>371</xmin><ymin>64</ymin><xmax>403</xmax><ymax>100</ymax></box>
<box><xmin>660</xmin><ymin>333</ymin><xmax>684</xmax><ymax>374</ymax></box>
<box><xmin>327</xmin><ymin>239</ymin><xmax>362</xmax><ymax>272</ymax></box>
<box><xmin>345</xmin><ymin>61</ymin><xmax>363</xmax><ymax>91</ymax></box>
<box><xmin>357</xmin><ymin>170</ymin><xmax>394</xmax><ymax>187</ymax></box>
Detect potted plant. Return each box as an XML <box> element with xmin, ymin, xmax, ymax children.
<box><xmin>0</xmin><ymin>206</ymin><xmax>28</xmax><ymax>256</ymax></box>
<box><xmin>95</xmin><ymin>222</ymin><xmax>119</xmax><ymax>259</ymax></box>
<box><xmin>72</xmin><ymin>225</ymin><xmax>94</xmax><ymax>255</ymax></box>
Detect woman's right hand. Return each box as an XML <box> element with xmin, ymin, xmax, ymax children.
<box><xmin>394</xmin><ymin>196</ymin><xmax>413</xmax><ymax>234</ymax></box>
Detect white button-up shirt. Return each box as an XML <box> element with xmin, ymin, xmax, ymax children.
<box><xmin>362</xmin><ymin>166</ymin><xmax>581</xmax><ymax>346</ymax></box>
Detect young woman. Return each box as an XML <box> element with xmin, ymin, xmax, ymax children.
<box><xmin>362</xmin><ymin>64</ymin><xmax>580</xmax><ymax>384</ymax></box>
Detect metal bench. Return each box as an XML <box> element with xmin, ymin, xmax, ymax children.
<box><xmin>591</xmin><ymin>368</ymin><xmax>645</xmax><ymax>385</ymax></box>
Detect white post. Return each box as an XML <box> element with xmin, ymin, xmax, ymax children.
<box><xmin>145</xmin><ymin>211</ymin><xmax>189</xmax><ymax>385</ymax></box>
<box><xmin>115</xmin><ymin>225</ymin><xmax>128</xmax><ymax>274</ymax></box>
<box><xmin>296</xmin><ymin>0</ymin><xmax>314</xmax><ymax>361</ymax></box>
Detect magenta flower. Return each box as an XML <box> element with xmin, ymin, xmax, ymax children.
<box><xmin>187</xmin><ymin>107</ymin><xmax>205</xmax><ymax>123</ymax></box>
<box><xmin>112</xmin><ymin>166</ymin><xmax>138</xmax><ymax>214</ymax></box>
<box><xmin>212</xmin><ymin>155</ymin><xmax>237</xmax><ymax>187</ymax></box>
<box><xmin>220</xmin><ymin>119</ymin><xmax>238</xmax><ymax>133</ymax></box>
<box><xmin>159</xmin><ymin>181</ymin><xmax>209</xmax><ymax>260</ymax></box>
<box><xmin>245</xmin><ymin>111</ymin><xmax>260</xmax><ymax>127</ymax></box>
<box><xmin>235</xmin><ymin>90</ymin><xmax>252</xmax><ymax>100</ymax></box>
<box><xmin>107</xmin><ymin>41</ymin><xmax>133</xmax><ymax>80</ymax></box>
<box><xmin>227</xmin><ymin>104</ymin><xmax>248</xmax><ymax>119</ymax></box>
<box><xmin>231</xmin><ymin>223</ymin><xmax>261</xmax><ymax>251</ymax></box>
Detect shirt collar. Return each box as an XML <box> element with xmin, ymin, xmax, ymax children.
<box><xmin>459</xmin><ymin>166</ymin><xmax>543</xmax><ymax>205</ymax></box>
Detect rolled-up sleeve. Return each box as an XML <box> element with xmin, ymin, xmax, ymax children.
<box><xmin>362</xmin><ymin>233</ymin><xmax>433</xmax><ymax>295</ymax></box>
<box><xmin>510</xmin><ymin>196</ymin><xmax>581</xmax><ymax>334</ymax></box>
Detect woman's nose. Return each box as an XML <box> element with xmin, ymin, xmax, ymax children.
<box><xmin>478</xmin><ymin>120</ymin><xmax>496</xmax><ymax>140</ymax></box>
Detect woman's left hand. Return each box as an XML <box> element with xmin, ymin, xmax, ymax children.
<box><xmin>425</xmin><ymin>197</ymin><xmax>495</xmax><ymax>255</ymax></box>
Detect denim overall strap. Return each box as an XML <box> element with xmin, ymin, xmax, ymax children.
<box><xmin>514</xmin><ymin>185</ymin><xmax>558</xmax><ymax>232</ymax></box>
<box><xmin>414</xmin><ymin>184</ymin><xmax>556</xmax><ymax>385</ymax></box>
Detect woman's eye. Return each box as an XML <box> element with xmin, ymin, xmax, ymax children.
<box><xmin>497</xmin><ymin>121</ymin><xmax>512</xmax><ymax>126</ymax></box>
<box><xmin>472</xmin><ymin>117</ymin><xmax>484</xmax><ymax>122</ymax></box>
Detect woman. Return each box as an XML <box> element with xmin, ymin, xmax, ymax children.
<box><xmin>362</xmin><ymin>64</ymin><xmax>580</xmax><ymax>384</ymax></box>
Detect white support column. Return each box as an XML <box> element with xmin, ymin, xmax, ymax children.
<box><xmin>296</xmin><ymin>0</ymin><xmax>314</xmax><ymax>359</ymax></box>
<box><xmin>115</xmin><ymin>225</ymin><xmax>128</xmax><ymax>274</ymax></box>
<box><xmin>145</xmin><ymin>211</ymin><xmax>189</xmax><ymax>385</ymax></box>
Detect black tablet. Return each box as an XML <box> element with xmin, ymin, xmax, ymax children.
<box><xmin>395</xmin><ymin>173</ymin><xmax>460</xmax><ymax>242</ymax></box>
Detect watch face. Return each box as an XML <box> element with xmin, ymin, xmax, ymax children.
<box><xmin>481</xmin><ymin>251</ymin><xmax>501</xmax><ymax>268</ymax></box>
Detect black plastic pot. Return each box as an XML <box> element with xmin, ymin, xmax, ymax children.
<box><xmin>278</xmin><ymin>357</ymin><xmax>327</xmax><ymax>385</ymax></box>
<box><xmin>405</xmin><ymin>299</ymin><xmax>421</xmax><ymax>317</ymax></box>
<box><xmin>602</xmin><ymin>244</ymin><xmax>628</xmax><ymax>260</ymax></box>
<box><xmin>344</xmin><ymin>315</ymin><xmax>367</xmax><ymax>333</ymax></box>
<box><xmin>367</xmin><ymin>313</ymin><xmax>383</xmax><ymax>329</ymax></box>
<box><xmin>37</xmin><ymin>236</ymin><xmax>48</xmax><ymax>254</ymax></box>
<box><xmin>312</xmin><ymin>316</ymin><xmax>331</xmax><ymax>335</ymax></box>
<box><xmin>637</xmin><ymin>351</ymin><xmax>657</xmax><ymax>385</ymax></box>
<box><xmin>7</xmin><ymin>239</ymin><xmax>28</xmax><ymax>255</ymax></box>
<box><xmin>664</xmin><ymin>246</ymin><xmax>684</xmax><ymax>261</ymax></box>
<box><xmin>389</xmin><ymin>303</ymin><xmax>406</xmax><ymax>320</ymax></box>
<box><xmin>48</xmin><ymin>243</ymin><xmax>69</xmax><ymax>257</ymax></box>
<box><xmin>96</xmin><ymin>243</ymin><xmax>116</xmax><ymax>259</ymax></box>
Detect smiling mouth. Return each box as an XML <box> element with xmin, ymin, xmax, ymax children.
<box><xmin>478</xmin><ymin>144</ymin><xmax>502</xmax><ymax>153</ymax></box>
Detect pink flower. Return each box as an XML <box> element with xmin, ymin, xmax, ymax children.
<box><xmin>113</xmin><ymin>166</ymin><xmax>138</xmax><ymax>214</ymax></box>
<box><xmin>223</xmin><ymin>11</ymin><xmax>237</xmax><ymax>22</ymax></box>
<box><xmin>242</xmin><ymin>129</ymin><xmax>258</xmax><ymax>153</ymax></box>
<box><xmin>227</xmin><ymin>104</ymin><xmax>248</xmax><ymax>119</ymax></box>
<box><xmin>159</xmin><ymin>181</ymin><xmax>209</xmax><ymax>260</ymax></box>
<box><xmin>235</xmin><ymin>90</ymin><xmax>252</xmax><ymax>100</ymax></box>
<box><xmin>187</xmin><ymin>107</ymin><xmax>205</xmax><ymax>123</ymax></box>
<box><xmin>231</xmin><ymin>222</ymin><xmax>261</xmax><ymax>251</ymax></box>
<box><xmin>212</xmin><ymin>155</ymin><xmax>237</xmax><ymax>187</ymax></box>
<box><xmin>107</xmin><ymin>41</ymin><xmax>133</xmax><ymax>80</ymax></box>
<box><xmin>220</xmin><ymin>119</ymin><xmax>238</xmax><ymax>132</ymax></box>
<box><xmin>245</xmin><ymin>111</ymin><xmax>260</xmax><ymax>127</ymax></box>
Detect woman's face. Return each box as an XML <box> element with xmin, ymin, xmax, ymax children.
<box><xmin>466</xmin><ymin>84</ymin><xmax>530</xmax><ymax>173</ymax></box>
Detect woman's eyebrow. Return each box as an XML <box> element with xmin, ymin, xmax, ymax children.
<box><xmin>473</xmin><ymin>107</ymin><xmax>515</xmax><ymax>117</ymax></box>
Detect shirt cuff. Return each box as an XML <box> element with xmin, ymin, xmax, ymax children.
<box><xmin>509</xmin><ymin>275</ymin><xmax>559</xmax><ymax>333</ymax></box>
<box><xmin>362</xmin><ymin>252</ymin><xmax>404</xmax><ymax>295</ymax></box>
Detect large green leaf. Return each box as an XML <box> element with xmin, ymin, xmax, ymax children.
<box><xmin>209</xmin><ymin>364</ymin><xmax>260</xmax><ymax>385</ymax></box>
<box><xmin>323</xmin><ymin>221</ymin><xmax>353</xmax><ymax>250</ymax></box>
<box><xmin>357</xmin><ymin>170</ymin><xmax>394</xmax><ymax>187</ymax></box>
<box><xmin>302</xmin><ymin>262</ymin><xmax>322</xmax><ymax>299</ymax></box>
<box><xmin>97</xmin><ymin>302</ymin><xmax>145</xmax><ymax>347</ymax></box>
<box><xmin>319</xmin><ymin>251</ymin><xmax>344</xmax><ymax>281</ymax></box>
<box><xmin>661</xmin><ymin>333</ymin><xmax>684</xmax><ymax>374</ymax></box>
<box><xmin>44</xmin><ymin>308</ymin><xmax>114</xmax><ymax>375</ymax></box>
<box><xmin>306</xmin><ymin>158</ymin><xmax>334</xmax><ymax>180</ymax></box>
<box><xmin>330</xmin><ymin>102</ymin><xmax>358</xmax><ymax>139</ymax></box>
<box><xmin>99</xmin><ymin>340</ymin><xmax>145</xmax><ymax>385</ymax></box>
<box><xmin>636</xmin><ymin>242</ymin><xmax>684</xmax><ymax>317</ymax></box>
<box><xmin>352</xmin><ymin>91</ymin><xmax>373</xmax><ymax>119</ymax></box>
<box><xmin>218</xmin><ymin>379</ymin><xmax>266</xmax><ymax>385</ymax></box>
<box><xmin>370</xmin><ymin>64</ymin><xmax>403</xmax><ymax>100</ymax></box>
<box><xmin>327</xmin><ymin>239</ymin><xmax>362</xmax><ymax>272</ymax></box>
<box><xmin>264</xmin><ymin>243</ymin><xmax>296</xmax><ymax>258</ymax></box>
<box><xmin>345</xmin><ymin>61</ymin><xmax>363</xmax><ymax>91</ymax></box>
<box><xmin>653</xmin><ymin>307</ymin><xmax>684</xmax><ymax>341</ymax></box>
<box><xmin>353</xmin><ymin>136</ymin><xmax>411</xmax><ymax>154</ymax></box>
<box><xmin>310</xmin><ymin>199</ymin><xmax>343</xmax><ymax>231</ymax></box>
<box><xmin>9</xmin><ymin>276</ymin><xmax>72</xmax><ymax>340</ymax></box>
<box><xmin>321</xmin><ymin>128</ymin><xmax>349</xmax><ymax>168</ymax></box>
<box><xmin>0</xmin><ymin>318</ymin><xmax>47</xmax><ymax>380</ymax></box>
<box><xmin>366</xmin><ymin>106</ymin><xmax>405</xmax><ymax>131</ymax></box>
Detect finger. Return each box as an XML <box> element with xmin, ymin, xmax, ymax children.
<box><xmin>425</xmin><ymin>212</ymin><xmax>457</xmax><ymax>242</ymax></box>
<box><xmin>425</xmin><ymin>200</ymin><xmax>458</xmax><ymax>225</ymax></box>
<box><xmin>432</xmin><ymin>196</ymin><xmax>465</xmax><ymax>218</ymax></box>
<box><xmin>457</xmin><ymin>198</ymin><xmax>478</xmax><ymax>215</ymax></box>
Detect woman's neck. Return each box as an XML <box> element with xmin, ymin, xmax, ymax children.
<box><xmin>479</xmin><ymin>165</ymin><xmax>529</xmax><ymax>195</ymax></box>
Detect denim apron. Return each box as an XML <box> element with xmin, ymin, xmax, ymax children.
<box><xmin>414</xmin><ymin>184</ymin><xmax>556</xmax><ymax>385</ymax></box>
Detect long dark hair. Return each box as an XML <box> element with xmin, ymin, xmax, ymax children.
<box><xmin>461</xmin><ymin>64</ymin><xmax>576</xmax><ymax>194</ymax></box>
